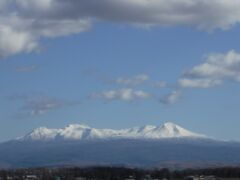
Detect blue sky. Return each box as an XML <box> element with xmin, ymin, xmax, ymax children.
<box><xmin>1</xmin><ymin>0</ymin><xmax>240</xmax><ymax>142</ymax></box>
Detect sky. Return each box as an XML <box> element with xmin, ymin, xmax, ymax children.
<box><xmin>1</xmin><ymin>0</ymin><xmax>240</xmax><ymax>142</ymax></box>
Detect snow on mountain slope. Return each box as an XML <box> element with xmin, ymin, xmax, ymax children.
<box><xmin>19</xmin><ymin>122</ymin><xmax>206</xmax><ymax>141</ymax></box>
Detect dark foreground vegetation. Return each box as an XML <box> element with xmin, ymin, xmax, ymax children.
<box><xmin>1</xmin><ymin>166</ymin><xmax>240</xmax><ymax>180</ymax></box>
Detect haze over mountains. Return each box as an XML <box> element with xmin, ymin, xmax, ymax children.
<box><xmin>0</xmin><ymin>122</ymin><xmax>239</xmax><ymax>168</ymax></box>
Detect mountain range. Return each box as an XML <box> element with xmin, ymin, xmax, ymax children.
<box><xmin>0</xmin><ymin>122</ymin><xmax>239</xmax><ymax>168</ymax></box>
<box><xmin>19</xmin><ymin>122</ymin><xmax>206</xmax><ymax>141</ymax></box>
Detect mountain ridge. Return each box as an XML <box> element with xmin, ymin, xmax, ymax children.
<box><xmin>18</xmin><ymin>122</ymin><xmax>207</xmax><ymax>141</ymax></box>
<box><xmin>0</xmin><ymin>122</ymin><xmax>240</xmax><ymax>168</ymax></box>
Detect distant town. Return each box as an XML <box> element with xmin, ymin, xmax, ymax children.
<box><xmin>0</xmin><ymin>166</ymin><xmax>240</xmax><ymax>180</ymax></box>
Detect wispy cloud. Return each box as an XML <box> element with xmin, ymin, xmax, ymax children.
<box><xmin>1</xmin><ymin>1</ymin><xmax>240</xmax><ymax>57</ymax></box>
<box><xmin>178</xmin><ymin>50</ymin><xmax>240</xmax><ymax>88</ymax></box>
<box><xmin>160</xmin><ymin>91</ymin><xmax>181</xmax><ymax>105</ymax></box>
<box><xmin>179</xmin><ymin>78</ymin><xmax>222</xmax><ymax>88</ymax></box>
<box><xmin>9</xmin><ymin>94</ymin><xmax>80</xmax><ymax>117</ymax></box>
<box><xmin>90</xmin><ymin>88</ymin><xmax>152</xmax><ymax>102</ymax></box>
<box><xmin>153</xmin><ymin>81</ymin><xmax>167</xmax><ymax>88</ymax></box>
<box><xmin>15</xmin><ymin>65</ymin><xmax>38</xmax><ymax>72</ymax></box>
<box><xmin>22</xmin><ymin>97</ymin><xmax>71</xmax><ymax>116</ymax></box>
<box><xmin>114</xmin><ymin>74</ymin><xmax>149</xmax><ymax>86</ymax></box>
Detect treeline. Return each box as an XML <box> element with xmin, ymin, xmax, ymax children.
<box><xmin>0</xmin><ymin>166</ymin><xmax>240</xmax><ymax>180</ymax></box>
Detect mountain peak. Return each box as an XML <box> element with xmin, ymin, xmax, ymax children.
<box><xmin>24</xmin><ymin>127</ymin><xmax>60</xmax><ymax>141</ymax></box>
<box><xmin>162</xmin><ymin>122</ymin><xmax>183</xmax><ymax>132</ymax></box>
<box><xmin>163</xmin><ymin>122</ymin><xmax>178</xmax><ymax>127</ymax></box>
<box><xmin>157</xmin><ymin>122</ymin><xmax>202</xmax><ymax>138</ymax></box>
<box><xmin>65</xmin><ymin>124</ymin><xmax>90</xmax><ymax>129</ymax></box>
<box><xmin>19</xmin><ymin>122</ymin><xmax>206</xmax><ymax>141</ymax></box>
<box><xmin>139</xmin><ymin>125</ymin><xmax>156</xmax><ymax>131</ymax></box>
<box><xmin>162</xmin><ymin>122</ymin><xmax>180</xmax><ymax>131</ymax></box>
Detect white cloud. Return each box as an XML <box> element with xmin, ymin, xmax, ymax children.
<box><xmin>160</xmin><ymin>91</ymin><xmax>181</xmax><ymax>104</ymax></box>
<box><xmin>91</xmin><ymin>88</ymin><xmax>152</xmax><ymax>102</ymax></box>
<box><xmin>115</xmin><ymin>74</ymin><xmax>149</xmax><ymax>86</ymax></box>
<box><xmin>153</xmin><ymin>81</ymin><xmax>167</xmax><ymax>88</ymax></box>
<box><xmin>179</xmin><ymin>50</ymin><xmax>240</xmax><ymax>88</ymax></box>
<box><xmin>179</xmin><ymin>78</ymin><xmax>222</xmax><ymax>88</ymax></box>
<box><xmin>2</xmin><ymin>1</ymin><xmax>240</xmax><ymax>57</ymax></box>
<box><xmin>0</xmin><ymin>2</ymin><xmax>90</xmax><ymax>57</ymax></box>
<box><xmin>0</xmin><ymin>17</ymin><xmax>38</xmax><ymax>57</ymax></box>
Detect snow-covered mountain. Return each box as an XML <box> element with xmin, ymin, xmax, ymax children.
<box><xmin>0</xmin><ymin>122</ymin><xmax>240</xmax><ymax>168</ymax></box>
<box><xmin>19</xmin><ymin>122</ymin><xmax>206</xmax><ymax>141</ymax></box>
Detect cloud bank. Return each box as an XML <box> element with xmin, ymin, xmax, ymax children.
<box><xmin>2</xmin><ymin>0</ymin><xmax>240</xmax><ymax>57</ymax></box>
